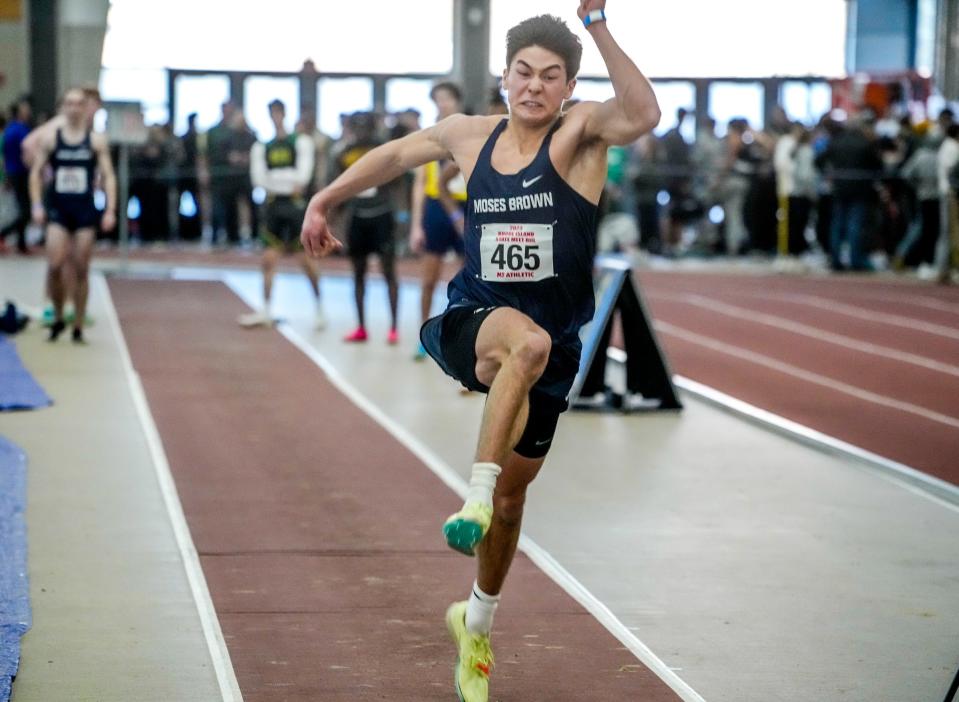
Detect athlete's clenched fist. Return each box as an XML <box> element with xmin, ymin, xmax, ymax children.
<box><xmin>300</xmin><ymin>196</ymin><xmax>343</xmax><ymax>258</ymax></box>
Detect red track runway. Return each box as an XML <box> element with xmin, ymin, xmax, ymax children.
<box><xmin>110</xmin><ymin>278</ymin><xmax>682</xmax><ymax>701</ymax></box>
<box><xmin>637</xmin><ymin>271</ymin><xmax>959</xmax><ymax>487</ymax></box>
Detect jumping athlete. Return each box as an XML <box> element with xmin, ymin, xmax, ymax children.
<box><xmin>29</xmin><ymin>88</ymin><xmax>116</xmax><ymax>343</ymax></box>
<box><xmin>301</xmin><ymin>5</ymin><xmax>659</xmax><ymax>700</ymax></box>
<box><xmin>410</xmin><ymin>82</ymin><xmax>468</xmax><ymax>359</ymax></box>
<box><xmin>239</xmin><ymin>99</ymin><xmax>324</xmax><ymax>329</ymax></box>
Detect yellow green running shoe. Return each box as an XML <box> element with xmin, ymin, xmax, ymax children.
<box><xmin>446</xmin><ymin>601</ymin><xmax>493</xmax><ymax>702</ymax></box>
<box><xmin>443</xmin><ymin>501</ymin><xmax>492</xmax><ymax>556</ymax></box>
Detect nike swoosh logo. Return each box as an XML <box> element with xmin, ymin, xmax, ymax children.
<box><xmin>522</xmin><ymin>175</ymin><xmax>543</xmax><ymax>188</ymax></box>
<box><xmin>534</xmin><ymin>439</ymin><xmax>552</xmax><ymax>446</ymax></box>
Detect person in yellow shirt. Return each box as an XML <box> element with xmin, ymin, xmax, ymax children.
<box><xmin>410</xmin><ymin>82</ymin><xmax>467</xmax><ymax>359</ymax></box>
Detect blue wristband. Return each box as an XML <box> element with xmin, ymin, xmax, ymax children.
<box><xmin>583</xmin><ymin>9</ymin><xmax>606</xmax><ymax>27</ymax></box>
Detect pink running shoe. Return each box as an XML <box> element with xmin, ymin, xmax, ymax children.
<box><xmin>344</xmin><ymin>327</ymin><xmax>368</xmax><ymax>343</ymax></box>
<box><xmin>386</xmin><ymin>329</ymin><xmax>399</xmax><ymax>345</ymax></box>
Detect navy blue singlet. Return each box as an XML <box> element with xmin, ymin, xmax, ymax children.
<box><xmin>48</xmin><ymin>129</ymin><xmax>99</xmax><ymax>230</ymax></box>
<box><xmin>446</xmin><ymin>118</ymin><xmax>598</xmax><ymax>349</ymax></box>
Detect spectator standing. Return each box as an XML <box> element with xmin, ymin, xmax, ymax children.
<box><xmin>176</xmin><ymin>113</ymin><xmax>202</xmax><ymax>241</ymax></box>
<box><xmin>745</xmin><ymin>129</ymin><xmax>778</xmax><ymax>253</ymax></box>
<box><xmin>1</xmin><ymin>97</ymin><xmax>34</xmax><ymax>253</ymax></box>
<box><xmin>815</xmin><ymin>118</ymin><xmax>882</xmax><ymax>271</ymax></box>
<box><xmin>895</xmin><ymin>134</ymin><xmax>942</xmax><ymax>275</ymax></box>
<box><xmin>130</xmin><ymin>124</ymin><xmax>173</xmax><ymax>244</ymax></box>
<box><xmin>206</xmin><ymin>102</ymin><xmax>235</xmax><ymax>244</ymax></box>
<box><xmin>774</xmin><ymin>122</ymin><xmax>812</xmax><ymax>255</ymax></box>
<box><xmin>630</xmin><ymin>133</ymin><xmax>665</xmax><ymax>252</ymax></box>
<box><xmin>207</xmin><ymin>102</ymin><xmax>256</xmax><ymax>246</ymax></box>
<box><xmin>720</xmin><ymin>118</ymin><xmax>757</xmax><ymax>255</ymax></box>
<box><xmin>936</xmin><ymin>124</ymin><xmax>959</xmax><ymax>283</ymax></box>
<box><xmin>296</xmin><ymin>107</ymin><xmax>333</xmax><ymax>197</ymax></box>
<box><xmin>661</xmin><ymin>107</ymin><xmax>692</xmax><ymax>253</ymax></box>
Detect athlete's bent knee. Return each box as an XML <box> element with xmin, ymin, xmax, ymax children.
<box><xmin>512</xmin><ymin>330</ymin><xmax>551</xmax><ymax>380</ymax></box>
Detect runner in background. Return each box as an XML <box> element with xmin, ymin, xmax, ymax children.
<box><xmin>239</xmin><ymin>99</ymin><xmax>323</xmax><ymax>329</ymax></box>
<box><xmin>410</xmin><ymin>82</ymin><xmax>467</xmax><ymax>359</ymax></box>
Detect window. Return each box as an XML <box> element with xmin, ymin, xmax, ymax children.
<box><xmin>780</xmin><ymin>81</ymin><xmax>833</xmax><ymax>126</ymax></box>
<box><xmin>98</xmin><ymin>67</ymin><xmax>168</xmax><ymax>125</ymax></box>
<box><xmin>709</xmin><ymin>82</ymin><xmax>765</xmax><ymax>135</ymax></box>
<box><xmin>317</xmin><ymin>78</ymin><xmax>374</xmax><ymax>139</ymax></box>
<box><xmin>387</xmin><ymin>79</ymin><xmax>438</xmax><ymax>127</ymax></box>
<box><xmin>174</xmin><ymin>75</ymin><xmax>231</xmax><ymax>135</ymax></box>
<box><xmin>650</xmin><ymin>81</ymin><xmax>696</xmax><ymax>139</ymax></box>
<box><xmin>244</xmin><ymin>77</ymin><xmax>300</xmax><ymax>142</ymax></box>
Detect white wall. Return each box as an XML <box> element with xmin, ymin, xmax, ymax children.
<box><xmin>0</xmin><ymin>3</ymin><xmax>31</xmax><ymax>109</ymax></box>
<box><xmin>57</xmin><ymin>0</ymin><xmax>109</xmax><ymax>94</ymax></box>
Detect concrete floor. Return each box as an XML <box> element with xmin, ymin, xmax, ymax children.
<box><xmin>1</xmin><ymin>256</ymin><xmax>957</xmax><ymax>702</ymax></box>
<box><xmin>0</xmin><ymin>260</ymin><xmax>224</xmax><ymax>701</ymax></box>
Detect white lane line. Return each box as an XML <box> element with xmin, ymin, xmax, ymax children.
<box><xmin>654</xmin><ymin>320</ymin><xmax>959</xmax><ymax>431</ymax></box>
<box><xmin>774</xmin><ymin>294</ymin><xmax>959</xmax><ymax>340</ymax></box>
<box><xmin>649</xmin><ymin>291</ymin><xmax>959</xmax><ymax>378</ymax></box>
<box><xmin>796</xmin><ymin>289</ymin><xmax>959</xmax><ymax>316</ymax></box>
<box><xmin>672</xmin><ymin>375</ymin><xmax>959</xmax><ymax>513</ymax></box>
<box><xmin>98</xmin><ymin>273</ymin><xmax>243</xmax><ymax>702</ymax></box>
<box><xmin>277</xmin><ymin>323</ymin><xmax>706</xmax><ymax>702</ymax></box>
<box><xmin>210</xmin><ymin>271</ymin><xmax>705</xmax><ymax>702</ymax></box>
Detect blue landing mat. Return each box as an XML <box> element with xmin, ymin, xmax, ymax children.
<box><xmin>0</xmin><ymin>336</ymin><xmax>50</xmax><ymax>411</ymax></box>
<box><xmin>0</xmin><ymin>438</ymin><xmax>30</xmax><ymax>701</ymax></box>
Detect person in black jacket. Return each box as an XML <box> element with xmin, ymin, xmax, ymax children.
<box><xmin>815</xmin><ymin>118</ymin><xmax>882</xmax><ymax>271</ymax></box>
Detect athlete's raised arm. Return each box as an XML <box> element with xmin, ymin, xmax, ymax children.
<box><xmin>570</xmin><ymin>1</ymin><xmax>661</xmax><ymax>146</ymax></box>
<box><xmin>301</xmin><ymin>116</ymin><xmax>463</xmax><ymax>257</ymax></box>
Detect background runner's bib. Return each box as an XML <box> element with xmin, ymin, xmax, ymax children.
<box><xmin>49</xmin><ymin>128</ymin><xmax>97</xmax><ymax>207</ymax></box>
<box><xmin>480</xmin><ymin>223</ymin><xmax>554</xmax><ymax>281</ymax></box>
<box><xmin>55</xmin><ymin>166</ymin><xmax>88</xmax><ymax>194</ymax></box>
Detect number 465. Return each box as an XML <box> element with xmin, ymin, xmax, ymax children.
<box><xmin>491</xmin><ymin>243</ymin><xmax>540</xmax><ymax>271</ymax></box>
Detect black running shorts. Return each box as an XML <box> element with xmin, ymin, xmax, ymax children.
<box><xmin>420</xmin><ymin>302</ymin><xmax>577</xmax><ymax>458</ymax></box>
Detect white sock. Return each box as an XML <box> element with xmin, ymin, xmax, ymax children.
<box><xmin>465</xmin><ymin>582</ymin><xmax>500</xmax><ymax>636</ymax></box>
<box><xmin>263</xmin><ymin>297</ymin><xmax>272</xmax><ymax>316</ymax></box>
<box><xmin>465</xmin><ymin>462</ymin><xmax>501</xmax><ymax>508</ymax></box>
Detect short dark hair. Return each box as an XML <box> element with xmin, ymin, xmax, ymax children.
<box><xmin>268</xmin><ymin>99</ymin><xmax>285</xmax><ymax>114</ymax></box>
<box><xmin>430</xmin><ymin>81</ymin><xmax>462</xmax><ymax>103</ymax></box>
<box><xmin>506</xmin><ymin>15</ymin><xmax>582</xmax><ymax>80</ymax></box>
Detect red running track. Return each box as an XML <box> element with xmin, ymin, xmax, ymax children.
<box><xmin>636</xmin><ymin>271</ymin><xmax>959</xmax><ymax>487</ymax></box>
<box><xmin>110</xmin><ymin>278</ymin><xmax>683</xmax><ymax>702</ymax></box>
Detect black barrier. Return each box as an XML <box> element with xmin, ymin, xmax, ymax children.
<box><xmin>568</xmin><ymin>255</ymin><xmax>682</xmax><ymax>412</ymax></box>
<box><xmin>944</xmin><ymin>663</ymin><xmax>959</xmax><ymax>702</ymax></box>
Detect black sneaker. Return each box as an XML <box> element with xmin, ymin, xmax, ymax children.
<box><xmin>71</xmin><ymin>327</ymin><xmax>86</xmax><ymax>345</ymax></box>
<box><xmin>48</xmin><ymin>319</ymin><xmax>66</xmax><ymax>342</ymax></box>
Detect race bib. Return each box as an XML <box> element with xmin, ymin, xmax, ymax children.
<box><xmin>480</xmin><ymin>223</ymin><xmax>554</xmax><ymax>282</ymax></box>
<box><xmin>55</xmin><ymin>166</ymin><xmax>88</xmax><ymax>195</ymax></box>
<box><xmin>356</xmin><ymin>186</ymin><xmax>378</xmax><ymax>198</ymax></box>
